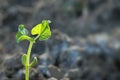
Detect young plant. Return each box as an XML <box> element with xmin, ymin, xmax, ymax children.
<box><xmin>16</xmin><ymin>20</ymin><xmax>51</xmax><ymax>80</ymax></box>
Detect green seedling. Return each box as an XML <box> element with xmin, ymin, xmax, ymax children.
<box><xmin>16</xmin><ymin>20</ymin><xmax>51</xmax><ymax>80</ymax></box>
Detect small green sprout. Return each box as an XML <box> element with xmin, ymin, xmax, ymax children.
<box><xmin>16</xmin><ymin>20</ymin><xmax>51</xmax><ymax>80</ymax></box>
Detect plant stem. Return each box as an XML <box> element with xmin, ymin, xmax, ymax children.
<box><xmin>26</xmin><ymin>41</ymin><xmax>34</xmax><ymax>80</ymax></box>
<box><xmin>25</xmin><ymin>35</ymin><xmax>40</xmax><ymax>80</ymax></box>
<box><xmin>34</xmin><ymin>34</ymin><xmax>40</xmax><ymax>41</ymax></box>
<box><xmin>25</xmin><ymin>66</ymin><xmax>29</xmax><ymax>80</ymax></box>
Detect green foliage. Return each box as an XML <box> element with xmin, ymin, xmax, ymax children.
<box><xmin>16</xmin><ymin>24</ymin><xmax>32</xmax><ymax>43</ymax></box>
<box><xmin>21</xmin><ymin>54</ymin><xmax>27</xmax><ymax>66</ymax></box>
<box><xmin>16</xmin><ymin>20</ymin><xmax>51</xmax><ymax>43</ymax></box>
<box><xmin>16</xmin><ymin>20</ymin><xmax>51</xmax><ymax>80</ymax></box>
<box><xmin>31</xmin><ymin>20</ymin><xmax>51</xmax><ymax>41</ymax></box>
<box><xmin>30</xmin><ymin>57</ymin><xmax>37</xmax><ymax>67</ymax></box>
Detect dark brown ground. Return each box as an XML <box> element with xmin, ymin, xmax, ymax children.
<box><xmin>0</xmin><ymin>0</ymin><xmax>120</xmax><ymax>80</ymax></box>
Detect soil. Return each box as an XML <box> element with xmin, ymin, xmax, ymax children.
<box><xmin>0</xmin><ymin>0</ymin><xmax>120</xmax><ymax>80</ymax></box>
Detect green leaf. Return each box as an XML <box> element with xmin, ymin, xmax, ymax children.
<box><xmin>31</xmin><ymin>24</ymin><xmax>42</xmax><ymax>35</ymax></box>
<box><xmin>16</xmin><ymin>32</ymin><xmax>22</xmax><ymax>42</ymax></box>
<box><xmin>17</xmin><ymin>35</ymin><xmax>33</xmax><ymax>43</ymax></box>
<box><xmin>21</xmin><ymin>54</ymin><xmax>27</xmax><ymax>66</ymax></box>
<box><xmin>18</xmin><ymin>24</ymin><xmax>28</xmax><ymax>35</ymax></box>
<box><xmin>31</xmin><ymin>20</ymin><xmax>51</xmax><ymax>41</ymax></box>
<box><xmin>30</xmin><ymin>57</ymin><xmax>37</xmax><ymax>67</ymax></box>
<box><xmin>16</xmin><ymin>24</ymin><xmax>31</xmax><ymax>43</ymax></box>
<box><xmin>39</xmin><ymin>20</ymin><xmax>51</xmax><ymax>40</ymax></box>
<box><xmin>39</xmin><ymin>27</ymin><xmax>51</xmax><ymax>41</ymax></box>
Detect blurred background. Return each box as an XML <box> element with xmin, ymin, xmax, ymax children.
<box><xmin>0</xmin><ymin>0</ymin><xmax>120</xmax><ymax>80</ymax></box>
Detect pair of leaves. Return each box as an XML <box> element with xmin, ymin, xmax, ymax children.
<box><xmin>16</xmin><ymin>24</ymin><xmax>32</xmax><ymax>43</ymax></box>
<box><xmin>21</xmin><ymin>54</ymin><xmax>37</xmax><ymax>67</ymax></box>
<box><xmin>16</xmin><ymin>20</ymin><xmax>51</xmax><ymax>43</ymax></box>
<box><xmin>31</xmin><ymin>20</ymin><xmax>51</xmax><ymax>41</ymax></box>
